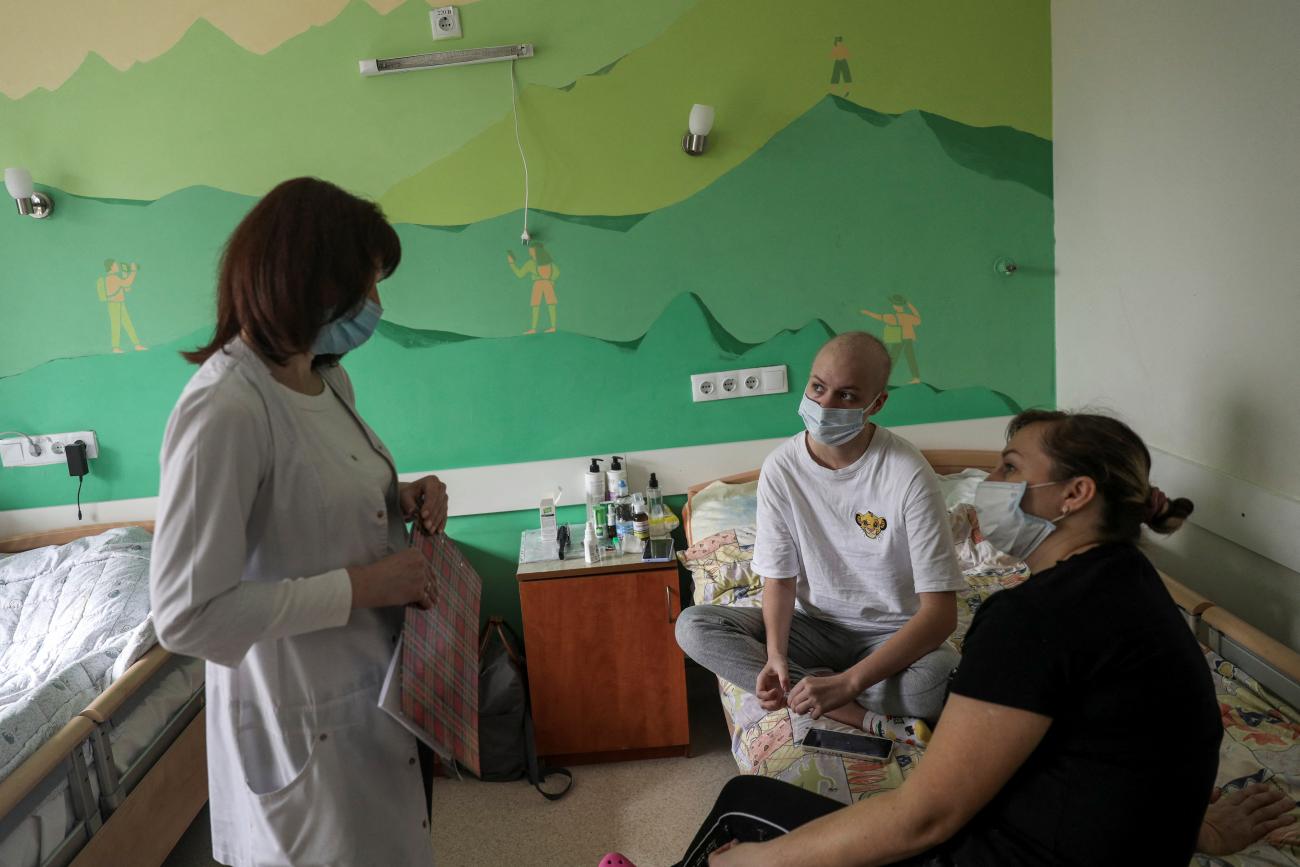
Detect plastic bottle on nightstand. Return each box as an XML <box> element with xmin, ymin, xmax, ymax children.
<box><xmin>606</xmin><ymin>456</ymin><xmax>627</xmax><ymax>501</ymax></box>
<box><xmin>584</xmin><ymin>521</ymin><xmax>600</xmax><ymax>564</ymax></box>
<box><xmin>647</xmin><ymin>473</ymin><xmax>667</xmax><ymax>539</ymax></box>
<box><xmin>584</xmin><ymin>458</ymin><xmax>605</xmax><ymax>502</ymax></box>
<box><xmin>633</xmin><ymin>494</ymin><xmax>650</xmax><ymax>542</ymax></box>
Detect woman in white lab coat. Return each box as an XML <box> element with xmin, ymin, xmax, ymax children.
<box><xmin>150</xmin><ymin>177</ymin><xmax>446</xmax><ymax>866</ymax></box>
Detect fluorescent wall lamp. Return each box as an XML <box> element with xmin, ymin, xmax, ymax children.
<box><xmin>4</xmin><ymin>168</ymin><xmax>54</xmax><ymax>219</ymax></box>
<box><xmin>360</xmin><ymin>43</ymin><xmax>534</xmax><ymax>76</ymax></box>
<box><xmin>683</xmin><ymin>104</ymin><xmax>714</xmax><ymax>156</ymax></box>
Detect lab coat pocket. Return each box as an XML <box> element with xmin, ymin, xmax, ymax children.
<box><xmin>251</xmin><ymin>722</ymin><xmax>365</xmax><ymax>865</ymax></box>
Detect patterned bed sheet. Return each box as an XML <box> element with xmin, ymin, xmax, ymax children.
<box><xmin>680</xmin><ymin>519</ymin><xmax>1300</xmax><ymax>865</ymax></box>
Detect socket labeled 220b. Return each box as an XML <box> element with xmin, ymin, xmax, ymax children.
<box><xmin>430</xmin><ymin>6</ymin><xmax>462</xmax><ymax>41</ymax></box>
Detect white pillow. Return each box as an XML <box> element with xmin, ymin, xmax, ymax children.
<box><xmin>689</xmin><ymin>479</ymin><xmax>759</xmax><ymax>542</ymax></box>
<box><xmin>938</xmin><ymin>468</ymin><xmax>987</xmax><ymax>509</ymax></box>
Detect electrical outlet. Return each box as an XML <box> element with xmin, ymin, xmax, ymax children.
<box><xmin>691</xmin><ymin>365</ymin><xmax>789</xmax><ymax>403</ymax></box>
<box><xmin>0</xmin><ymin>431</ymin><xmax>100</xmax><ymax>468</ymax></box>
<box><xmin>430</xmin><ymin>6</ymin><xmax>462</xmax><ymax>41</ymax></box>
<box><xmin>690</xmin><ymin>373</ymin><xmax>719</xmax><ymax>402</ymax></box>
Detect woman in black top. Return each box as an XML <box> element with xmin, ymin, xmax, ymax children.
<box><xmin>697</xmin><ymin>410</ymin><xmax>1294</xmax><ymax>866</ymax></box>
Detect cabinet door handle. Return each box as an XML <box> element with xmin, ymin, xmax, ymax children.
<box><xmin>665</xmin><ymin>585</ymin><xmax>676</xmax><ymax>624</ymax></box>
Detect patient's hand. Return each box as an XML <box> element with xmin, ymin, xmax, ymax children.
<box><xmin>756</xmin><ymin>656</ymin><xmax>790</xmax><ymax>711</ymax></box>
<box><xmin>1198</xmin><ymin>783</ymin><xmax>1297</xmax><ymax>855</ymax></box>
<box><xmin>788</xmin><ymin>673</ymin><xmax>858</xmax><ymax>720</ymax></box>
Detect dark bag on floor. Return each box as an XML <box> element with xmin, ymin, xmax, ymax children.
<box><xmin>478</xmin><ymin>617</ymin><xmax>573</xmax><ymax>800</ymax></box>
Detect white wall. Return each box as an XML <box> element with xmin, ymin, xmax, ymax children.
<box><xmin>1053</xmin><ymin>0</ymin><xmax>1300</xmax><ymax>645</ymax></box>
<box><xmin>1054</xmin><ymin>0</ymin><xmax>1300</xmax><ymax>496</ymax></box>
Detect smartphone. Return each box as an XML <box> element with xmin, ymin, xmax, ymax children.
<box><xmin>800</xmin><ymin>728</ymin><xmax>894</xmax><ymax>762</ymax></box>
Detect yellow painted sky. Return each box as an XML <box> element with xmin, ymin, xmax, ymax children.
<box><xmin>1</xmin><ymin>0</ymin><xmax>476</xmax><ymax>99</ymax></box>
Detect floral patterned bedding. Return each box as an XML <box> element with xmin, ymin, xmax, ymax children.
<box><xmin>680</xmin><ymin>506</ymin><xmax>1300</xmax><ymax>865</ymax></box>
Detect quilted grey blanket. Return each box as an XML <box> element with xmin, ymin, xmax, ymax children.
<box><xmin>0</xmin><ymin>527</ymin><xmax>156</xmax><ymax>781</ymax></box>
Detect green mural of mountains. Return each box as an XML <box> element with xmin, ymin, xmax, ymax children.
<box><xmin>0</xmin><ymin>0</ymin><xmax>696</xmax><ymax>202</ymax></box>
<box><xmin>0</xmin><ymin>0</ymin><xmax>1049</xmax><ymax>218</ymax></box>
<box><xmin>0</xmin><ymin>186</ymin><xmax>250</xmax><ymax>380</ymax></box>
<box><xmin>380</xmin><ymin>0</ymin><xmax>1052</xmax><ymax>224</ymax></box>
<box><xmin>0</xmin><ymin>290</ymin><xmax>1017</xmax><ymax>513</ymax></box>
<box><xmin>382</xmin><ymin>94</ymin><xmax>1055</xmax><ymax>409</ymax></box>
<box><xmin>0</xmin><ymin>94</ymin><xmax>1053</xmax><ymax>415</ymax></box>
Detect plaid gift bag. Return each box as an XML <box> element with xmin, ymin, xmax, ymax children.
<box><xmin>401</xmin><ymin>525</ymin><xmax>482</xmax><ymax>777</ymax></box>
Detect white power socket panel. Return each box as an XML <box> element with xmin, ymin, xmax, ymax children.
<box><xmin>0</xmin><ymin>431</ymin><xmax>100</xmax><ymax>468</ymax></box>
<box><xmin>690</xmin><ymin>373</ymin><xmax>719</xmax><ymax>402</ymax></box>
<box><xmin>430</xmin><ymin>6</ymin><xmax>462</xmax><ymax>41</ymax></box>
<box><xmin>691</xmin><ymin>365</ymin><xmax>788</xmax><ymax>403</ymax></box>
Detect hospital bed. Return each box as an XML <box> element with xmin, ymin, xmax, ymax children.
<box><xmin>680</xmin><ymin>450</ymin><xmax>1300</xmax><ymax>865</ymax></box>
<box><xmin>0</xmin><ymin>521</ymin><xmax>207</xmax><ymax>867</ymax></box>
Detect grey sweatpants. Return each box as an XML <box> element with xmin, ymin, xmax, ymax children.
<box><xmin>675</xmin><ymin>605</ymin><xmax>958</xmax><ymax>721</ymax></box>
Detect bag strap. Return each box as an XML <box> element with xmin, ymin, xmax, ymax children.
<box><xmin>523</xmin><ymin>711</ymin><xmax>573</xmax><ymax>801</ymax></box>
<box><xmin>479</xmin><ymin>615</ymin><xmax>572</xmax><ymax>799</ymax></box>
<box><xmin>479</xmin><ymin>616</ymin><xmax>524</xmax><ymax>669</ymax></box>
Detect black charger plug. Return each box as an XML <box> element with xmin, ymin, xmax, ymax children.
<box><xmin>66</xmin><ymin>440</ymin><xmax>89</xmax><ymax>520</ymax></box>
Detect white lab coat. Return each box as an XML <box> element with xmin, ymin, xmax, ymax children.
<box><xmin>150</xmin><ymin>338</ymin><xmax>434</xmax><ymax>867</ymax></box>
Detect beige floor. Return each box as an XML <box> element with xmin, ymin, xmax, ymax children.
<box><xmin>164</xmin><ymin>664</ymin><xmax>736</xmax><ymax>867</ymax></box>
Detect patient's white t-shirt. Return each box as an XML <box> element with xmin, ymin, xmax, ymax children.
<box><xmin>752</xmin><ymin>428</ymin><xmax>965</xmax><ymax>630</ymax></box>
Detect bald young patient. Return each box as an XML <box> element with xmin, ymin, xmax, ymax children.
<box><xmin>676</xmin><ymin>333</ymin><xmax>965</xmax><ymax>734</ymax></box>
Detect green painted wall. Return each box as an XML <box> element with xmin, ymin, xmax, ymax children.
<box><xmin>0</xmin><ymin>0</ymin><xmax>1054</xmax><ymax>631</ymax></box>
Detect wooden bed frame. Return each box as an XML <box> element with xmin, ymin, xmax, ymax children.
<box><xmin>681</xmin><ymin>448</ymin><xmax>1300</xmax><ymax>711</ymax></box>
<box><xmin>0</xmin><ymin>521</ymin><xmax>207</xmax><ymax>867</ymax></box>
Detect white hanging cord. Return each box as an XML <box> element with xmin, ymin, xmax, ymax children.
<box><xmin>509</xmin><ymin>58</ymin><xmax>531</xmax><ymax>243</ymax></box>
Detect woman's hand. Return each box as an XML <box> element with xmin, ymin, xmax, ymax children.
<box><xmin>400</xmin><ymin>475</ymin><xmax>449</xmax><ymax>534</ymax></box>
<box><xmin>348</xmin><ymin>549</ymin><xmax>435</xmax><ymax>610</ymax></box>
<box><xmin>1198</xmin><ymin>783</ymin><xmax>1297</xmax><ymax>855</ymax></box>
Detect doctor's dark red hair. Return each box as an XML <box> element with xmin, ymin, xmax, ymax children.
<box><xmin>183</xmin><ymin>177</ymin><xmax>401</xmax><ymax>368</ymax></box>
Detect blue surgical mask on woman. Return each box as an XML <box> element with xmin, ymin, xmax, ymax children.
<box><xmin>797</xmin><ymin>393</ymin><xmax>878</xmax><ymax>446</ymax></box>
<box><xmin>973</xmin><ymin>479</ymin><xmax>1064</xmax><ymax>559</ymax></box>
<box><xmin>312</xmin><ymin>298</ymin><xmax>382</xmax><ymax>356</ymax></box>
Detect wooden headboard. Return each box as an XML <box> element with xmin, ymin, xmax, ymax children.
<box><xmin>682</xmin><ymin>449</ymin><xmax>1002</xmax><ymax>546</ymax></box>
<box><xmin>0</xmin><ymin>520</ymin><xmax>155</xmax><ymax>554</ymax></box>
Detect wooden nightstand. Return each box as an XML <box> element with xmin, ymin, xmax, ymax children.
<box><xmin>517</xmin><ymin>546</ymin><xmax>690</xmax><ymax>765</ymax></box>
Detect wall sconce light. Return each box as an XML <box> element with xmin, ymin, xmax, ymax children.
<box><xmin>683</xmin><ymin>104</ymin><xmax>715</xmax><ymax>156</ymax></box>
<box><xmin>5</xmin><ymin>168</ymin><xmax>54</xmax><ymax>219</ymax></box>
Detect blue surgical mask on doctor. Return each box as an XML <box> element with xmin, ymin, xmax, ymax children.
<box><xmin>312</xmin><ymin>298</ymin><xmax>382</xmax><ymax>356</ymax></box>
<box><xmin>797</xmin><ymin>392</ymin><xmax>881</xmax><ymax>446</ymax></box>
<box><xmin>973</xmin><ymin>479</ymin><xmax>1066</xmax><ymax>559</ymax></box>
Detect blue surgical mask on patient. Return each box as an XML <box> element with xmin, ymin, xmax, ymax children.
<box><xmin>798</xmin><ymin>394</ymin><xmax>876</xmax><ymax>447</ymax></box>
<box><xmin>312</xmin><ymin>299</ymin><xmax>382</xmax><ymax>356</ymax></box>
<box><xmin>973</xmin><ymin>480</ymin><xmax>1064</xmax><ymax>559</ymax></box>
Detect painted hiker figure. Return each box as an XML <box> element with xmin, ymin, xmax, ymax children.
<box><xmin>98</xmin><ymin>259</ymin><xmax>147</xmax><ymax>353</ymax></box>
<box><xmin>675</xmin><ymin>332</ymin><xmax>964</xmax><ymax>739</ymax></box>
<box><xmin>829</xmin><ymin>36</ymin><xmax>851</xmax><ymax>97</ymax></box>
<box><xmin>862</xmin><ymin>293</ymin><xmax>922</xmax><ymax>384</ymax></box>
<box><xmin>507</xmin><ymin>241</ymin><xmax>560</xmax><ymax>334</ymax></box>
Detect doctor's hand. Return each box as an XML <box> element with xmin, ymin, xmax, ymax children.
<box><xmin>756</xmin><ymin>655</ymin><xmax>790</xmax><ymax>711</ymax></box>
<box><xmin>348</xmin><ymin>549</ymin><xmax>435</xmax><ymax>611</ymax></box>
<box><xmin>787</xmin><ymin>672</ymin><xmax>858</xmax><ymax>720</ymax></box>
<box><xmin>400</xmin><ymin>475</ymin><xmax>449</xmax><ymax>534</ymax></box>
